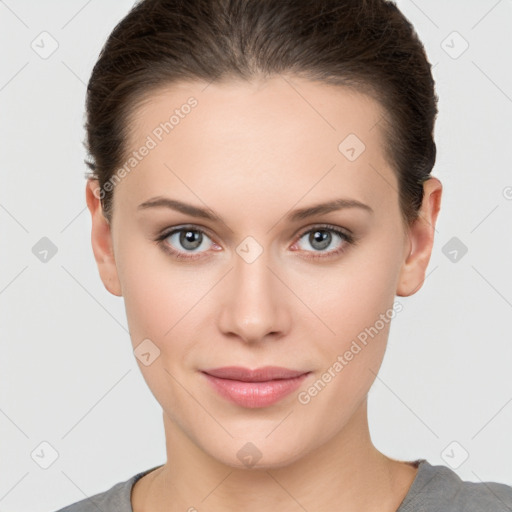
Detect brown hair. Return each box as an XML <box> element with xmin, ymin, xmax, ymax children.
<box><xmin>84</xmin><ymin>0</ymin><xmax>438</xmax><ymax>226</ymax></box>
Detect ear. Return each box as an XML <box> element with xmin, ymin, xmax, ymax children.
<box><xmin>396</xmin><ymin>177</ymin><xmax>442</xmax><ymax>297</ymax></box>
<box><xmin>85</xmin><ymin>179</ymin><xmax>123</xmax><ymax>297</ymax></box>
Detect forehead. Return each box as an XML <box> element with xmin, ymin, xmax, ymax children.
<box><xmin>118</xmin><ymin>77</ymin><xmax>397</xmax><ymax>214</ymax></box>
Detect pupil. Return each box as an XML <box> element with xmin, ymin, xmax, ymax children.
<box><xmin>311</xmin><ymin>230</ymin><xmax>330</xmax><ymax>250</ymax></box>
<box><xmin>181</xmin><ymin>230</ymin><xmax>201</xmax><ymax>250</ymax></box>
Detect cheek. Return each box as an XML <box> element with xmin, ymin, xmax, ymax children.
<box><xmin>300</xmin><ymin>228</ymin><xmax>404</xmax><ymax>409</ymax></box>
<box><xmin>115</xmin><ymin>239</ymin><xmax>201</xmax><ymax>412</ymax></box>
<box><xmin>316</xmin><ymin>235</ymin><xmax>402</xmax><ymax>342</ymax></box>
<box><xmin>295</xmin><ymin>257</ymin><xmax>401</xmax><ymax>436</ymax></box>
<box><xmin>115</xmin><ymin>232</ymin><xmax>199</xmax><ymax>342</ymax></box>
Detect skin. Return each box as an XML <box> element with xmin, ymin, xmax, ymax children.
<box><xmin>85</xmin><ymin>76</ymin><xmax>442</xmax><ymax>512</ymax></box>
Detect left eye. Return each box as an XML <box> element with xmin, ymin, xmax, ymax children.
<box><xmin>294</xmin><ymin>227</ymin><xmax>350</xmax><ymax>254</ymax></box>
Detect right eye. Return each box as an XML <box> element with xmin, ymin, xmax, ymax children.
<box><xmin>155</xmin><ymin>225</ymin><xmax>220</xmax><ymax>261</ymax></box>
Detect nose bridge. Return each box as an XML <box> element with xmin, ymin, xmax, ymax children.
<box><xmin>218</xmin><ymin>237</ymin><xmax>288</xmax><ymax>342</ymax></box>
<box><xmin>235</xmin><ymin>241</ymin><xmax>274</xmax><ymax>295</ymax></box>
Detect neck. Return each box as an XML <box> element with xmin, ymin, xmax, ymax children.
<box><xmin>132</xmin><ymin>398</ymin><xmax>418</xmax><ymax>512</ymax></box>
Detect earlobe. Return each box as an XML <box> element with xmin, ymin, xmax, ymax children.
<box><xmin>85</xmin><ymin>179</ymin><xmax>123</xmax><ymax>297</ymax></box>
<box><xmin>396</xmin><ymin>177</ymin><xmax>442</xmax><ymax>297</ymax></box>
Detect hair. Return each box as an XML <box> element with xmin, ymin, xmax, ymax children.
<box><xmin>84</xmin><ymin>0</ymin><xmax>438</xmax><ymax>227</ymax></box>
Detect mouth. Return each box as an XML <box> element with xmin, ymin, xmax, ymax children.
<box><xmin>201</xmin><ymin>366</ymin><xmax>311</xmax><ymax>408</ymax></box>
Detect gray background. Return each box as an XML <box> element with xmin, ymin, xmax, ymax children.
<box><xmin>1</xmin><ymin>1</ymin><xmax>511</xmax><ymax>511</ymax></box>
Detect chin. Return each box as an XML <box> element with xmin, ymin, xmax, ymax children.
<box><xmin>201</xmin><ymin>435</ymin><xmax>310</xmax><ymax>470</ymax></box>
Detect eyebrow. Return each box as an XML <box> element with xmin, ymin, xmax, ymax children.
<box><xmin>137</xmin><ymin>196</ymin><xmax>374</xmax><ymax>222</ymax></box>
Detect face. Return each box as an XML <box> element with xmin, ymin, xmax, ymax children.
<box><xmin>87</xmin><ymin>76</ymin><xmax>438</xmax><ymax>469</ymax></box>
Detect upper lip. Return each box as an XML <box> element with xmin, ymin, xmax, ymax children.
<box><xmin>202</xmin><ymin>366</ymin><xmax>309</xmax><ymax>382</ymax></box>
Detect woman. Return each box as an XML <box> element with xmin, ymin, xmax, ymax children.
<box><xmin>56</xmin><ymin>0</ymin><xmax>512</xmax><ymax>510</ymax></box>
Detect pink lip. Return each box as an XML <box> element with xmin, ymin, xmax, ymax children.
<box><xmin>201</xmin><ymin>366</ymin><xmax>310</xmax><ymax>408</ymax></box>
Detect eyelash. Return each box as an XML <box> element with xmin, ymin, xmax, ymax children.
<box><xmin>154</xmin><ymin>223</ymin><xmax>356</xmax><ymax>262</ymax></box>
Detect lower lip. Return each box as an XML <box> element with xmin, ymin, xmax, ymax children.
<box><xmin>202</xmin><ymin>372</ymin><xmax>310</xmax><ymax>408</ymax></box>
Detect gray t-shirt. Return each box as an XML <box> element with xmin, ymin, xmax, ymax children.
<box><xmin>54</xmin><ymin>458</ymin><xmax>512</xmax><ymax>511</ymax></box>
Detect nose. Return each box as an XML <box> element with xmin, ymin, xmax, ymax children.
<box><xmin>217</xmin><ymin>245</ymin><xmax>291</xmax><ymax>344</ymax></box>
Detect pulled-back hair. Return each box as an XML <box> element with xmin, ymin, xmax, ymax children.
<box><xmin>85</xmin><ymin>0</ymin><xmax>438</xmax><ymax>226</ymax></box>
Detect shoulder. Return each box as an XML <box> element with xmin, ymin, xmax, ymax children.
<box><xmin>52</xmin><ymin>465</ymin><xmax>162</xmax><ymax>512</ymax></box>
<box><xmin>399</xmin><ymin>459</ymin><xmax>512</xmax><ymax>512</ymax></box>
<box><xmin>53</xmin><ymin>479</ymin><xmax>133</xmax><ymax>512</ymax></box>
<box><xmin>52</xmin><ymin>480</ymin><xmax>129</xmax><ymax>512</ymax></box>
